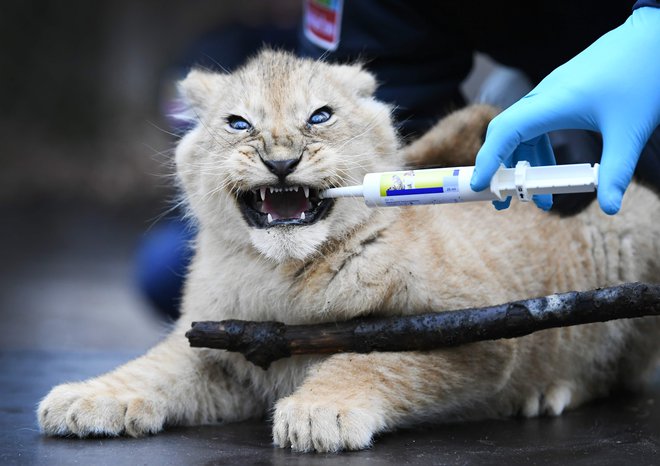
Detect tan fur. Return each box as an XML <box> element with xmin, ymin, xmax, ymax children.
<box><xmin>403</xmin><ymin>104</ymin><xmax>499</xmax><ymax>168</ymax></box>
<box><xmin>38</xmin><ymin>50</ymin><xmax>660</xmax><ymax>453</ymax></box>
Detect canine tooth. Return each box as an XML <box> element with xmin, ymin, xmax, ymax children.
<box><xmin>267</xmin><ymin>213</ymin><xmax>273</xmax><ymax>223</ymax></box>
<box><xmin>260</xmin><ymin>187</ymin><xmax>266</xmax><ymax>201</ymax></box>
<box><xmin>303</xmin><ymin>186</ymin><xmax>309</xmax><ymax>198</ymax></box>
<box><xmin>300</xmin><ymin>212</ymin><xmax>305</xmax><ymax>220</ymax></box>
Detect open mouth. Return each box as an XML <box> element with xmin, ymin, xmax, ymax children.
<box><xmin>238</xmin><ymin>185</ymin><xmax>334</xmax><ymax>228</ymax></box>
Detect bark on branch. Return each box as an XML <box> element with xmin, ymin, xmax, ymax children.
<box><xmin>185</xmin><ymin>282</ymin><xmax>660</xmax><ymax>370</ymax></box>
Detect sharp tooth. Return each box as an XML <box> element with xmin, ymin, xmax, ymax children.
<box><xmin>294</xmin><ymin>186</ymin><xmax>299</xmax><ymax>192</ymax></box>
<box><xmin>269</xmin><ymin>187</ymin><xmax>274</xmax><ymax>194</ymax></box>
<box><xmin>303</xmin><ymin>186</ymin><xmax>309</xmax><ymax>198</ymax></box>
<box><xmin>260</xmin><ymin>187</ymin><xmax>266</xmax><ymax>201</ymax></box>
<box><xmin>300</xmin><ymin>212</ymin><xmax>305</xmax><ymax>220</ymax></box>
<box><xmin>267</xmin><ymin>213</ymin><xmax>273</xmax><ymax>223</ymax></box>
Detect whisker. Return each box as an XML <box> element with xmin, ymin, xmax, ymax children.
<box><xmin>199</xmin><ymin>53</ymin><xmax>231</xmax><ymax>74</ymax></box>
<box><xmin>191</xmin><ymin>108</ymin><xmax>233</xmax><ymax>150</ymax></box>
<box><xmin>146</xmin><ymin>120</ymin><xmax>183</xmax><ymax>139</ymax></box>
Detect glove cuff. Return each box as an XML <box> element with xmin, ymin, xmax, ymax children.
<box><xmin>633</xmin><ymin>0</ymin><xmax>660</xmax><ymax>10</ymax></box>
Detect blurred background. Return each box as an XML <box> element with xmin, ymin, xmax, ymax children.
<box><xmin>0</xmin><ymin>0</ymin><xmax>302</xmax><ymax>351</ymax></box>
<box><xmin>0</xmin><ymin>1</ymin><xmax>630</xmax><ymax>351</ymax></box>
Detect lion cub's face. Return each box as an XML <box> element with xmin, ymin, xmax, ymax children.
<box><xmin>175</xmin><ymin>50</ymin><xmax>399</xmax><ymax>262</ymax></box>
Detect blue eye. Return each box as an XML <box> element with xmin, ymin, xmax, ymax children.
<box><xmin>227</xmin><ymin>115</ymin><xmax>251</xmax><ymax>131</ymax></box>
<box><xmin>308</xmin><ymin>107</ymin><xmax>332</xmax><ymax>125</ymax></box>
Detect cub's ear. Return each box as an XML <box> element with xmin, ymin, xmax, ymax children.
<box><xmin>332</xmin><ymin>64</ymin><xmax>377</xmax><ymax>98</ymax></box>
<box><xmin>177</xmin><ymin>68</ymin><xmax>227</xmax><ymax>112</ymax></box>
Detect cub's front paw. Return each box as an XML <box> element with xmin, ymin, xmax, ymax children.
<box><xmin>272</xmin><ymin>394</ymin><xmax>384</xmax><ymax>453</ymax></box>
<box><xmin>38</xmin><ymin>382</ymin><xmax>166</xmax><ymax>438</ymax></box>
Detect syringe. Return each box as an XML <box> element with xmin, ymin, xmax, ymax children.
<box><xmin>319</xmin><ymin>162</ymin><xmax>599</xmax><ymax>207</ymax></box>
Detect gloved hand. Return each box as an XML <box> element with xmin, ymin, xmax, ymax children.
<box><xmin>471</xmin><ymin>7</ymin><xmax>660</xmax><ymax>214</ymax></box>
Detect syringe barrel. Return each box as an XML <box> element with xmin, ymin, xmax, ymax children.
<box><xmin>362</xmin><ymin>167</ymin><xmax>496</xmax><ymax>207</ymax></box>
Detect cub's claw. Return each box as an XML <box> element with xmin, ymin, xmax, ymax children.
<box><xmin>273</xmin><ymin>394</ymin><xmax>382</xmax><ymax>453</ymax></box>
<box><xmin>38</xmin><ymin>382</ymin><xmax>166</xmax><ymax>437</ymax></box>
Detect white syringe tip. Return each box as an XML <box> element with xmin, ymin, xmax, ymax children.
<box><xmin>319</xmin><ymin>185</ymin><xmax>365</xmax><ymax>199</ymax></box>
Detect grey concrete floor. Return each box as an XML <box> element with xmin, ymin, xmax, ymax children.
<box><xmin>1</xmin><ymin>204</ymin><xmax>659</xmax><ymax>465</ymax></box>
<box><xmin>0</xmin><ymin>204</ymin><xmax>165</xmax><ymax>353</ymax></box>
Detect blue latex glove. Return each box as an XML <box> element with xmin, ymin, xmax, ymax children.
<box><xmin>471</xmin><ymin>7</ymin><xmax>660</xmax><ymax>214</ymax></box>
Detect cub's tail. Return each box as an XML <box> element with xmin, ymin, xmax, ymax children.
<box><xmin>402</xmin><ymin>104</ymin><xmax>497</xmax><ymax>169</ymax></box>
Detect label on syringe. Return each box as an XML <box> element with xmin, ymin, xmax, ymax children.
<box><xmin>377</xmin><ymin>168</ymin><xmax>462</xmax><ymax>206</ymax></box>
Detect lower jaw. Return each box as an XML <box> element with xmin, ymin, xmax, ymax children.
<box><xmin>239</xmin><ymin>199</ymin><xmax>334</xmax><ymax>229</ymax></box>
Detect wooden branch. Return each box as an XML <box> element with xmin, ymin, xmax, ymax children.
<box><xmin>185</xmin><ymin>282</ymin><xmax>660</xmax><ymax>370</ymax></box>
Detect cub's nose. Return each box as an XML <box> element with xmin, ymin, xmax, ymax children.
<box><xmin>262</xmin><ymin>158</ymin><xmax>300</xmax><ymax>182</ymax></box>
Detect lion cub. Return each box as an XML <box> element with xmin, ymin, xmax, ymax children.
<box><xmin>38</xmin><ymin>50</ymin><xmax>660</xmax><ymax>453</ymax></box>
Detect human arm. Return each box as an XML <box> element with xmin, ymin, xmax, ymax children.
<box><xmin>470</xmin><ymin>6</ymin><xmax>660</xmax><ymax>214</ymax></box>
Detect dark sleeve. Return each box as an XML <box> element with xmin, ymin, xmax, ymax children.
<box><xmin>298</xmin><ymin>0</ymin><xmax>473</xmax><ymax>141</ymax></box>
<box><xmin>298</xmin><ymin>1</ymin><xmax>644</xmax><ymax>141</ymax></box>
<box><xmin>633</xmin><ymin>1</ymin><xmax>660</xmax><ymax>9</ymax></box>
